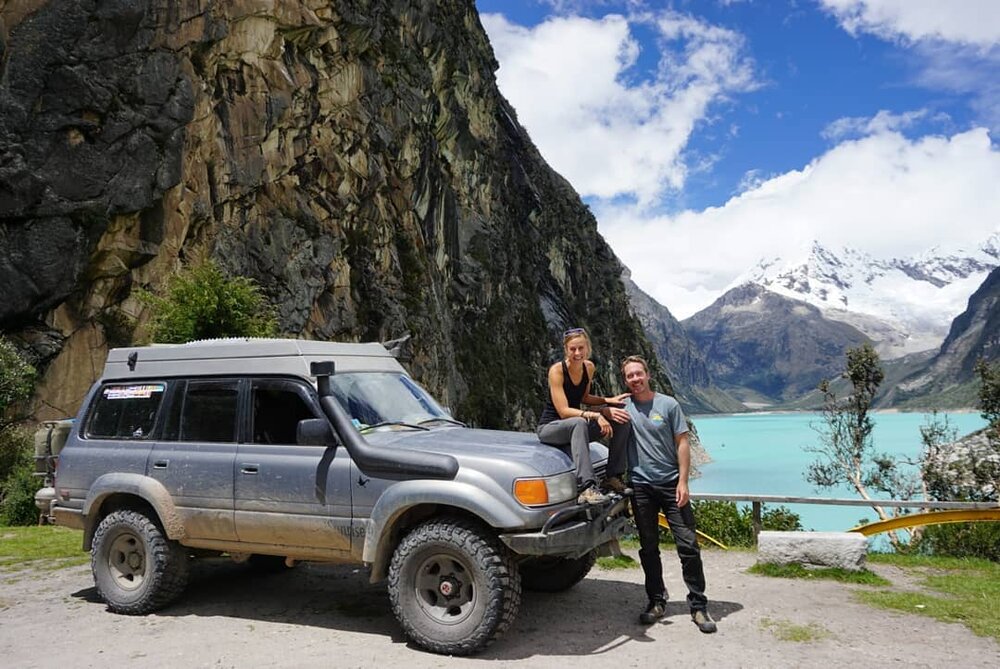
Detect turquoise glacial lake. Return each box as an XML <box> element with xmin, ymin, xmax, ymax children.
<box><xmin>690</xmin><ymin>411</ymin><xmax>988</xmax><ymax>534</ymax></box>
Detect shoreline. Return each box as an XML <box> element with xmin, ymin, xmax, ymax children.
<box><xmin>691</xmin><ymin>407</ymin><xmax>981</xmax><ymax>419</ymax></box>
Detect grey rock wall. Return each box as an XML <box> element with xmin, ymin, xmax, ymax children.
<box><xmin>0</xmin><ymin>0</ymin><xmax>668</xmax><ymax>428</ymax></box>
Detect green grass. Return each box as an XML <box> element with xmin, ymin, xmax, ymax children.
<box><xmin>596</xmin><ymin>555</ymin><xmax>637</xmax><ymax>570</ymax></box>
<box><xmin>749</xmin><ymin>561</ymin><xmax>890</xmax><ymax>586</ymax></box>
<box><xmin>0</xmin><ymin>526</ymin><xmax>89</xmax><ymax>572</ymax></box>
<box><xmin>860</xmin><ymin>553</ymin><xmax>1000</xmax><ymax>641</ymax></box>
<box><xmin>759</xmin><ymin>616</ymin><xmax>832</xmax><ymax>642</ymax></box>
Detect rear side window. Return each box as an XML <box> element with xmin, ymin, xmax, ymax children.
<box><xmin>179</xmin><ymin>380</ymin><xmax>239</xmax><ymax>443</ymax></box>
<box><xmin>86</xmin><ymin>383</ymin><xmax>166</xmax><ymax>439</ymax></box>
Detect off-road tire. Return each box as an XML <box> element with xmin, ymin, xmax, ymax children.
<box><xmin>519</xmin><ymin>550</ymin><xmax>597</xmax><ymax>592</ymax></box>
<box><xmin>388</xmin><ymin>517</ymin><xmax>521</xmax><ymax>656</ymax></box>
<box><xmin>91</xmin><ymin>509</ymin><xmax>189</xmax><ymax>614</ymax></box>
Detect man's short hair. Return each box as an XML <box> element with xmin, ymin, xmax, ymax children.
<box><xmin>620</xmin><ymin>355</ymin><xmax>649</xmax><ymax>375</ymax></box>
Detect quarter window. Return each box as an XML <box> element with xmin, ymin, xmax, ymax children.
<box><xmin>86</xmin><ymin>383</ymin><xmax>166</xmax><ymax>439</ymax></box>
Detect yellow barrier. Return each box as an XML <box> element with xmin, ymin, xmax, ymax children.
<box><xmin>847</xmin><ymin>508</ymin><xmax>1000</xmax><ymax>536</ymax></box>
<box><xmin>658</xmin><ymin>512</ymin><xmax>730</xmax><ymax>550</ymax></box>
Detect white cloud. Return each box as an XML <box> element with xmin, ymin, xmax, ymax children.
<box><xmin>599</xmin><ymin>128</ymin><xmax>1000</xmax><ymax>318</ymax></box>
<box><xmin>480</xmin><ymin>10</ymin><xmax>757</xmax><ymax>205</ymax></box>
<box><xmin>819</xmin><ymin>0</ymin><xmax>1000</xmax><ymax>47</ymax></box>
<box><xmin>819</xmin><ymin>1</ymin><xmax>1000</xmax><ymax>132</ymax></box>
<box><xmin>821</xmin><ymin>109</ymin><xmax>937</xmax><ymax>140</ymax></box>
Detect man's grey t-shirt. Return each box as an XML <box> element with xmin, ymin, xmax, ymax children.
<box><xmin>626</xmin><ymin>393</ymin><xmax>688</xmax><ymax>485</ymax></box>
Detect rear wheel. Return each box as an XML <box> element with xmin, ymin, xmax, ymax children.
<box><xmin>388</xmin><ymin>517</ymin><xmax>521</xmax><ymax>655</ymax></box>
<box><xmin>91</xmin><ymin>509</ymin><xmax>189</xmax><ymax>614</ymax></box>
<box><xmin>519</xmin><ymin>550</ymin><xmax>597</xmax><ymax>592</ymax></box>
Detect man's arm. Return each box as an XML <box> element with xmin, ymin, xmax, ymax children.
<box><xmin>675</xmin><ymin>432</ymin><xmax>690</xmax><ymax>507</ymax></box>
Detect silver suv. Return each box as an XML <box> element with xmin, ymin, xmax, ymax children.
<box><xmin>49</xmin><ymin>338</ymin><xmax>627</xmax><ymax>655</ymax></box>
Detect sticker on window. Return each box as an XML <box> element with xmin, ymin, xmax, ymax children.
<box><xmin>103</xmin><ymin>384</ymin><xmax>166</xmax><ymax>400</ymax></box>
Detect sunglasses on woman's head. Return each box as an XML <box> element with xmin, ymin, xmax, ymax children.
<box><xmin>563</xmin><ymin>327</ymin><xmax>586</xmax><ymax>337</ymax></box>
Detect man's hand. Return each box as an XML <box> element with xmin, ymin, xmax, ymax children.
<box><xmin>675</xmin><ymin>480</ymin><xmax>690</xmax><ymax>507</ymax></box>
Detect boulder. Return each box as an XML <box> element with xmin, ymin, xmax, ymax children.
<box><xmin>758</xmin><ymin>531</ymin><xmax>868</xmax><ymax>571</ymax></box>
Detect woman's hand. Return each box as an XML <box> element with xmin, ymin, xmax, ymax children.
<box><xmin>595</xmin><ymin>414</ymin><xmax>612</xmax><ymax>437</ymax></box>
<box><xmin>605</xmin><ymin>393</ymin><xmax>631</xmax><ymax>424</ymax></box>
<box><xmin>606</xmin><ymin>392</ymin><xmax>631</xmax><ymax>406</ymax></box>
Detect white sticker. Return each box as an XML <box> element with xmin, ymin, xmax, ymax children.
<box><xmin>104</xmin><ymin>384</ymin><xmax>165</xmax><ymax>400</ymax></box>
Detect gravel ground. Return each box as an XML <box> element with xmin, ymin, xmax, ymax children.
<box><xmin>1</xmin><ymin>548</ymin><xmax>997</xmax><ymax>668</ymax></box>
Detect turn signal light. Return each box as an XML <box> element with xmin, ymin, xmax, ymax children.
<box><xmin>513</xmin><ymin>479</ymin><xmax>549</xmax><ymax>506</ymax></box>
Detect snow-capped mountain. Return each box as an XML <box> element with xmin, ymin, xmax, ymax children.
<box><xmin>731</xmin><ymin>233</ymin><xmax>1000</xmax><ymax>358</ymax></box>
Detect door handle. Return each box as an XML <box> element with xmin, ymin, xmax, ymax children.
<box><xmin>152</xmin><ymin>460</ymin><xmax>169</xmax><ymax>469</ymax></box>
<box><xmin>240</xmin><ymin>464</ymin><xmax>259</xmax><ymax>475</ymax></box>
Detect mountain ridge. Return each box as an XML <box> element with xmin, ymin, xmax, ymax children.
<box><xmin>732</xmin><ymin>234</ymin><xmax>999</xmax><ymax>359</ymax></box>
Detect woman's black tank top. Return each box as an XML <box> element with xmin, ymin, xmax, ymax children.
<box><xmin>538</xmin><ymin>361</ymin><xmax>589</xmax><ymax>426</ymax></box>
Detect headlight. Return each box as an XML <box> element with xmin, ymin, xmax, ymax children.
<box><xmin>513</xmin><ymin>472</ymin><xmax>576</xmax><ymax>507</ymax></box>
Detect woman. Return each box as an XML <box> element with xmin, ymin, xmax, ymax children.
<box><xmin>537</xmin><ymin>327</ymin><xmax>631</xmax><ymax>504</ymax></box>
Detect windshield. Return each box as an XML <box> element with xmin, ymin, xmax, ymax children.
<box><xmin>328</xmin><ymin>372</ymin><xmax>453</xmax><ymax>431</ymax></box>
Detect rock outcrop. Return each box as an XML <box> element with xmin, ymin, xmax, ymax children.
<box><xmin>0</xmin><ymin>0</ymin><xmax>666</xmax><ymax>427</ymax></box>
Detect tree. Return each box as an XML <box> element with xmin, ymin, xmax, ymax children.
<box><xmin>0</xmin><ymin>336</ymin><xmax>39</xmax><ymax>525</ymax></box>
<box><xmin>918</xmin><ymin>365</ymin><xmax>1000</xmax><ymax>561</ymax></box>
<box><xmin>806</xmin><ymin>344</ymin><xmax>919</xmax><ymax>549</ymax></box>
<box><xmin>975</xmin><ymin>358</ymin><xmax>1000</xmax><ymax>438</ymax></box>
<box><xmin>140</xmin><ymin>261</ymin><xmax>279</xmax><ymax>343</ymax></box>
<box><xmin>0</xmin><ymin>337</ymin><xmax>35</xmax><ymax>432</ymax></box>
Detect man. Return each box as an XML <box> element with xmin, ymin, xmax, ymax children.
<box><xmin>620</xmin><ymin>355</ymin><xmax>717</xmax><ymax>633</ymax></box>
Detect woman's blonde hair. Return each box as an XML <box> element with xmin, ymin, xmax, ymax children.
<box><xmin>562</xmin><ymin>327</ymin><xmax>591</xmax><ymax>358</ymax></box>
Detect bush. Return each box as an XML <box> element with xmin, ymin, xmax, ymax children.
<box><xmin>0</xmin><ymin>426</ymin><xmax>40</xmax><ymax>526</ymax></box>
<box><xmin>688</xmin><ymin>500</ymin><xmax>802</xmax><ymax>548</ymax></box>
<box><xmin>917</xmin><ymin>522</ymin><xmax>1000</xmax><ymax>562</ymax></box>
<box><xmin>0</xmin><ymin>336</ymin><xmax>35</xmax><ymax>431</ymax></box>
<box><xmin>140</xmin><ymin>260</ymin><xmax>278</xmax><ymax>343</ymax></box>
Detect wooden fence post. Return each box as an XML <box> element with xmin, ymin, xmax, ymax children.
<box><xmin>752</xmin><ymin>501</ymin><xmax>762</xmax><ymax>545</ymax></box>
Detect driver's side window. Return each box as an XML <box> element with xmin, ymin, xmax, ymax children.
<box><xmin>251</xmin><ymin>380</ymin><xmax>317</xmax><ymax>445</ymax></box>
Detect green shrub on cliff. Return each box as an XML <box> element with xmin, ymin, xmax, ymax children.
<box><xmin>140</xmin><ymin>260</ymin><xmax>278</xmax><ymax>343</ymax></box>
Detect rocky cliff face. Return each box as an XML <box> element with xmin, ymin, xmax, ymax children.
<box><xmin>624</xmin><ymin>274</ymin><xmax>744</xmax><ymax>414</ymax></box>
<box><xmin>683</xmin><ymin>283</ymin><xmax>871</xmax><ymax>404</ymax></box>
<box><xmin>890</xmin><ymin>266</ymin><xmax>1000</xmax><ymax>408</ymax></box>
<box><xmin>0</xmin><ymin>0</ymin><xmax>665</xmax><ymax>428</ymax></box>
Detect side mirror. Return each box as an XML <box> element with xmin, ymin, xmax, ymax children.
<box><xmin>297</xmin><ymin>418</ymin><xmax>335</xmax><ymax>446</ymax></box>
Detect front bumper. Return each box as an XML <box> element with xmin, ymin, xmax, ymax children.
<box><xmin>499</xmin><ymin>495</ymin><xmax>629</xmax><ymax>559</ymax></box>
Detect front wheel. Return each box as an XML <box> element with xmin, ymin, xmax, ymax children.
<box><xmin>519</xmin><ymin>550</ymin><xmax>597</xmax><ymax>592</ymax></box>
<box><xmin>388</xmin><ymin>517</ymin><xmax>521</xmax><ymax>655</ymax></box>
<box><xmin>91</xmin><ymin>509</ymin><xmax>189</xmax><ymax>614</ymax></box>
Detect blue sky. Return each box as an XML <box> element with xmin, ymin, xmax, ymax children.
<box><xmin>474</xmin><ymin>0</ymin><xmax>1000</xmax><ymax>318</ymax></box>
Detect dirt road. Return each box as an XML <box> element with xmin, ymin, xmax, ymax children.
<box><xmin>1</xmin><ymin>548</ymin><xmax>997</xmax><ymax>668</ymax></box>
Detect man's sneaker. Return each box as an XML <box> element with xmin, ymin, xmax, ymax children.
<box><xmin>692</xmin><ymin>609</ymin><xmax>717</xmax><ymax>633</ymax></box>
<box><xmin>577</xmin><ymin>485</ymin><xmax>610</xmax><ymax>505</ymax></box>
<box><xmin>638</xmin><ymin>600</ymin><xmax>666</xmax><ymax>625</ymax></box>
<box><xmin>601</xmin><ymin>476</ymin><xmax>629</xmax><ymax>495</ymax></box>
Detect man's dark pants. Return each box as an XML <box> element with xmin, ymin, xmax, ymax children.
<box><xmin>632</xmin><ymin>480</ymin><xmax>708</xmax><ymax>612</ymax></box>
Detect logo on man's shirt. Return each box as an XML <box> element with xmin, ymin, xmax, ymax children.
<box><xmin>649</xmin><ymin>412</ymin><xmax>664</xmax><ymax>425</ymax></box>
